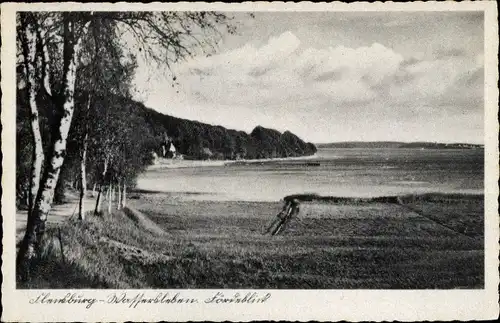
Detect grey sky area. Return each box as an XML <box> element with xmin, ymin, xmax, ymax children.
<box><xmin>132</xmin><ymin>11</ymin><xmax>484</xmax><ymax>143</ymax></box>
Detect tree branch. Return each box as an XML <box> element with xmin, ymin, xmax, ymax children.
<box><xmin>34</xmin><ymin>19</ymin><xmax>53</xmax><ymax>97</ymax></box>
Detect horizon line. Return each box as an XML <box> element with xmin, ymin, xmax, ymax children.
<box><xmin>314</xmin><ymin>140</ymin><xmax>485</xmax><ymax>145</ymax></box>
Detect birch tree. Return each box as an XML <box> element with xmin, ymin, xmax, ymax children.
<box><xmin>93</xmin><ymin>157</ymin><xmax>109</xmax><ymax>215</ymax></box>
<box><xmin>17</xmin><ymin>10</ymin><xmax>237</xmax><ymax>279</ymax></box>
<box><xmin>17</xmin><ymin>12</ymin><xmax>93</xmax><ymax>278</ymax></box>
<box><xmin>18</xmin><ymin>14</ymin><xmax>45</xmax><ymax>219</ymax></box>
<box><xmin>77</xmin><ymin>95</ymin><xmax>91</xmax><ymax>220</ymax></box>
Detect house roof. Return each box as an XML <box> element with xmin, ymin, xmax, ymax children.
<box><xmin>167</xmin><ymin>142</ymin><xmax>176</xmax><ymax>152</ymax></box>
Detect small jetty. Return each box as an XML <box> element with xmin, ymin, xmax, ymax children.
<box><xmin>281</xmin><ymin>162</ymin><xmax>321</xmax><ymax>167</ymax></box>
<box><xmin>229</xmin><ymin>161</ymin><xmax>320</xmax><ymax>167</ymax></box>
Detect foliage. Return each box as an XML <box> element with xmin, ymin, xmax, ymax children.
<box><xmin>141</xmin><ymin>106</ymin><xmax>318</xmax><ymax>160</ymax></box>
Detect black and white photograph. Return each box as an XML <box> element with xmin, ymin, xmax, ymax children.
<box><xmin>1</xmin><ymin>1</ymin><xmax>498</xmax><ymax>322</ymax></box>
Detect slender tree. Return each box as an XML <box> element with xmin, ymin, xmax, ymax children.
<box><xmin>117</xmin><ymin>180</ymin><xmax>122</xmax><ymax>210</ymax></box>
<box><xmin>107</xmin><ymin>183</ymin><xmax>113</xmax><ymax>214</ymax></box>
<box><xmin>18</xmin><ymin>14</ymin><xmax>45</xmax><ymax>219</ymax></box>
<box><xmin>122</xmin><ymin>182</ymin><xmax>127</xmax><ymax>208</ymax></box>
<box><xmin>77</xmin><ymin>94</ymin><xmax>91</xmax><ymax>220</ymax></box>
<box><xmin>94</xmin><ymin>158</ymin><xmax>108</xmax><ymax>215</ymax></box>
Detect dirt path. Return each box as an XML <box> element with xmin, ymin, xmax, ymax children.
<box><xmin>16</xmin><ymin>194</ymin><xmax>96</xmax><ymax>243</ymax></box>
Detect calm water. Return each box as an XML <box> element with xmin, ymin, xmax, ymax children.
<box><xmin>137</xmin><ymin>148</ymin><xmax>484</xmax><ymax>202</ymax></box>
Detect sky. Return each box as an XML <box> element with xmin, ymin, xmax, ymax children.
<box><xmin>131</xmin><ymin>11</ymin><xmax>484</xmax><ymax>144</ymax></box>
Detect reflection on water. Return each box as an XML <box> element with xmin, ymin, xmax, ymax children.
<box><xmin>137</xmin><ymin>148</ymin><xmax>484</xmax><ymax>202</ymax></box>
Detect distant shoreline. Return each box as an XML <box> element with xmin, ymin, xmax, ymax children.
<box><xmin>147</xmin><ymin>154</ymin><xmax>318</xmax><ymax>170</ymax></box>
<box><xmin>316</xmin><ymin>142</ymin><xmax>484</xmax><ymax>149</ymax></box>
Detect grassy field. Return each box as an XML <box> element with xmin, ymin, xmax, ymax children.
<box><xmin>17</xmin><ymin>192</ymin><xmax>484</xmax><ymax>289</ymax></box>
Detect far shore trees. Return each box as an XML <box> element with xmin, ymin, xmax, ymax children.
<box><xmin>16</xmin><ymin>10</ymin><xmax>237</xmax><ymax>280</ymax></box>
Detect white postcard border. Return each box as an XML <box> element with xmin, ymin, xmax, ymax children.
<box><xmin>1</xmin><ymin>2</ymin><xmax>498</xmax><ymax>322</ymax></box>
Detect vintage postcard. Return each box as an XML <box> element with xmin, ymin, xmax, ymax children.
<box><xmin>1</xmin><ymin>1</ymin><xmax>498</xmax><ymax>322</ymax></box>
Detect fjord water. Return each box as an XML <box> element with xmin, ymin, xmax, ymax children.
<box><xmin>136</xmin><ymin>148</ymin><xmax>484</xmax><ymax>202</ymax></box>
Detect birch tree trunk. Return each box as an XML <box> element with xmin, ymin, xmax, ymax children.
<box><xmin>122</xmin><ymin>183</ymin><xmax>127</xmax><ymax>208</ymax></box>
<box><xmin>25</xmin><ymin>189</ymin><xmax>30</xmax><ymax>208</ymax></box>
<box><xmin>18</xmin><ymin>16</ymin><xmax>92</xmax><ymax>277</ymax></box>
<box><xmin>108</xmin><ymin>184</ymin><xmax>113</xmax><ymax>214</ymax></box>
<box><xmin>78</xmin><ymin>94</ymin><xmax>92</xmax><ymax>220</ymax></box>
<box><xmin>94</xmin><ymin>158</ymin><xmax>108</xmax><ymax>215</ymax></box>
<box><xmin>78</xmin><ymin>132</ymin><xmax>88</xmax><ymax>220</ymax></box>
<box><xmin>95</xmin><ymin>186</ymin><xmax>103</xmax><ymax>215</ymax></box>
<box><xmin>117</xmin><ymin>183</ymin><xmax>122</xmax><ymax>210</ymax></box>
<box><xmin>35</xmin><ymin>21</ymin><xmax>52</xmax><ymax>97</ymax></box>
<box><xmin>20</xmin><ymin>16</ymin><xmax>44</xmax><ymax>219</ymax></box>
<box><xmin>92</xmin><ymin>183</ymin><xmax>96</xmax><ymax>197</ymax></box>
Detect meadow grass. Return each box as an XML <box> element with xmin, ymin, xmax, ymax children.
<box><xmin>17</xmin><ymin>193</ymin><xmax>484</xmax><ymax>289</ymax></box>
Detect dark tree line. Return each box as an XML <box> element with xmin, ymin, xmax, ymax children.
<box><xmin>141</xmin><ymin>107</ymin><xmax>318</xmax><ymax>160</ymax></box>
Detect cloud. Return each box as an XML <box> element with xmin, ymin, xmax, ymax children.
<box><xmin>434</xmin><ymin>48</ymin><xmax>467</xmax><ymax>59</ymax></box>
<box><xmin>140</xmin><ymin>30</ymin><xmax>483</xmax><ymax>143</ymax></box>
<box><xmin>399</xmin><ymin>57</ymin><xmax>421</xmax><ymax>68</ymax></box>
<box><xmin>388</xmin><ymin>54</ymin><xmax>483</xmax><ymax>112</ymax></box>
<box><xmin>313</xmin><ymin>68</ymin><xmax>346</xmax><ymax>82</ymax></box>
<box><xmin>176</xmin><ymin>35</ymin><xmax>406</xmax><ymax>108</ymax></box>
